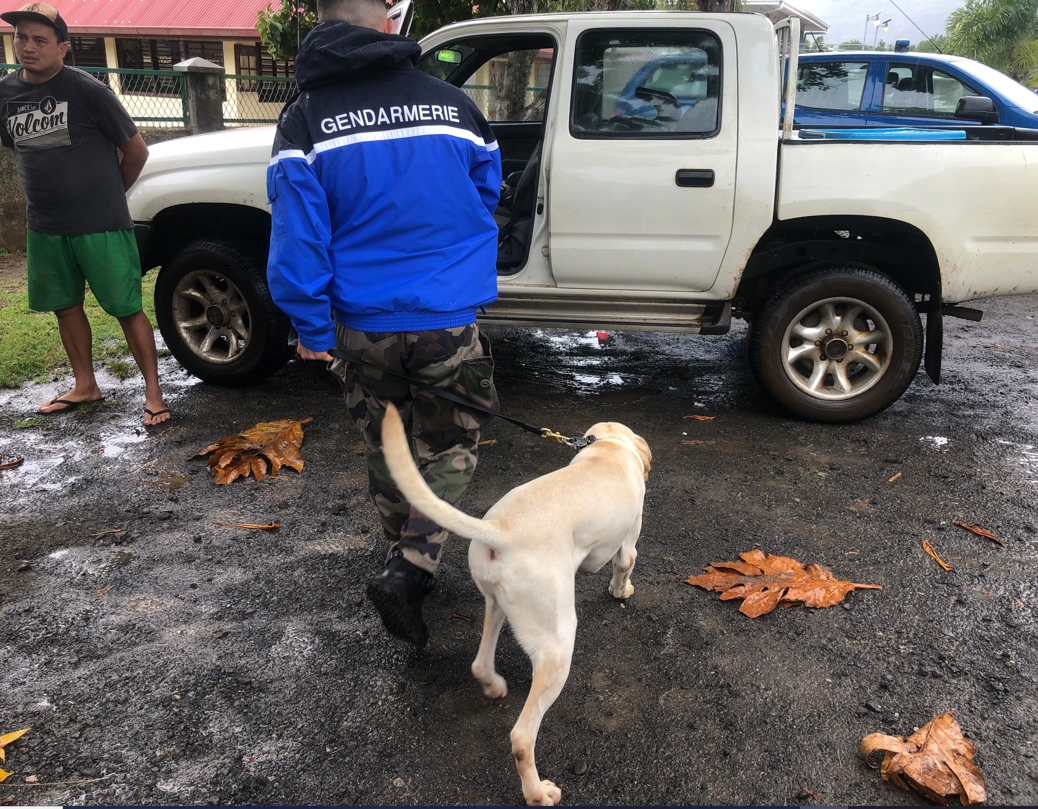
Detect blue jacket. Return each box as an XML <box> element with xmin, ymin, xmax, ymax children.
<box><xmin>266</xmin><ymin>21</ymin><xmax>501</xmax><ymax>350</ymax></box>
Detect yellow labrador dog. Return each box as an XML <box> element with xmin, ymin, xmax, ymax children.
<box><xmin>381</xmin><ymin>404</ymin><xmax>651</xmax><ymax>805</ymax></box>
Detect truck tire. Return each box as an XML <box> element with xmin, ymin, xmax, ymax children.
<box><xmin>748</xmin><ymin>266</ymin><xmax>923</xmax><ymax>423</ymax></box>
<box><xmin>154</xmin><ymin>239</ymin><xmax>294</xmax><ymax>386</ymax></box>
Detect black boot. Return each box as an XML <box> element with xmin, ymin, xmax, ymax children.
<box><xmin>366</xmin><ymin>555</ymin><xmax>436</xmax><ymax>647</ymax></box>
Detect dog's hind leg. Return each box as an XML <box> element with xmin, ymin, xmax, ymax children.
<box><xmin>472</xmin><ymin>595</ymin><xmax>508</xmax><ymax>699</ymax></box>
<box><xmin>608</xmin><ymin>516</ymin><xmax>641</xmax><ymax>600</ymax></box>
<box><xmin>510</xmin><ymin>616</ymin><xmax>576</xmax><ymax>806</ymax></box>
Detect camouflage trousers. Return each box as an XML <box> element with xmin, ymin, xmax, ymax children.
<box><xmin>330</xmin><ymin>322</ymin><xmax>500</xmax><ymax>574</ymax></box>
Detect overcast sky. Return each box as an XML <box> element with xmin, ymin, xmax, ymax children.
<box><xmin>790</xmin><ymin>0</ymin><xmax>959</xmax><ymax>46</ymax></box>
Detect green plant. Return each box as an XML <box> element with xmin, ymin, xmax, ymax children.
<box><xmin>13</xmin><ymin>417</ymin><xmax>43</xmax><ymax>429</ymax></box>
<box><xmin>106</xmin><ymin>360</ymin><xmax>136</xmax><ymax>380</ymax></box>
<box><xmin>946</xmin><ymin>0</ymin><xmax>1038</xmax><ymax>79</ymax></box>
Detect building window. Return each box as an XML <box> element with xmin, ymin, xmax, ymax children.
<box><xmin>185</xmin><ymin>41</ymin><xmax>225</xmax><ymax>66</ymax></box>
<box><xmin>116</xmin><ymin>38</ymin><xmax>145</xmax><ymax>70</ymax></box>
<box><xmin>235</xmin><ymin>44</ymin><xmax>294</xmax><ymax>101</ymax></box>
<box><xmin>65</xmin><ymin>37</ymin><xmax>108</xmax><ymax>68</ymax></box>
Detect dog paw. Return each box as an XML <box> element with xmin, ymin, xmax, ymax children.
<box><xmin>609</xmin><ymin>582</ymin><xmax>634</xmax><ymax>599</ymax></box>
<box><xmin>481</xmin><ymin>674</ymin><xmax>508</xmax><ymax>699</ymax></box>
<box><xmin>526</xmin><ymin>780</ymin><xmax>562</xmax><ymax>805</ymax></box>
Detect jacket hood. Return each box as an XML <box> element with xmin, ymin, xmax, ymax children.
<box><xmin>294</xmin><ymin>20</ymin><xmax>422</xmax><ymax>90</ymax></box>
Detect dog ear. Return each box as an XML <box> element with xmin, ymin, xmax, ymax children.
<box><xmin>632</xmin><ymin>434</ymin><xmax>651</xmax><ymax>480</ymax></box>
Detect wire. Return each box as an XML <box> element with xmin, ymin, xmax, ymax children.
<box><xmin>887</xmin><ymin>0</ymin><xmax>944</xmax><ymax>53</ymax></box>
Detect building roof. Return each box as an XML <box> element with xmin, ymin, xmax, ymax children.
<box><xmin>744</xmin><ymin>1</ymin><xmax>829</xmax><ymax>35</ymax></box>
<box><xmin>0</xmin><ymin>0</ymin><xmax>272</xmax><ymax>38</ymax></box>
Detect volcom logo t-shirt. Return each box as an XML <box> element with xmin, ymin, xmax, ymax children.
<box><xmin>6</xmin><ymin>94</ymin><xmax>71</xmax><ymax>147</ymax></box>
<box><xmin>0</xmin><ymin>66</ymin><xmax>139</xmax><ymax>235</ymax></box>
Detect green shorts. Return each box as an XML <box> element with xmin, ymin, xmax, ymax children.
<box><xmin>27</xmin><ymin>228</ymin><xmax>143</xmax><ymax>317</ymax></box>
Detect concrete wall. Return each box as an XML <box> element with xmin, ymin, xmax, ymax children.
<box><xmin>0</xmin><ymin>128</ymin><xmax>187</xmax><ymax>253</ymax></box>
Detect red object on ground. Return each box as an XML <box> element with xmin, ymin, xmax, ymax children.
<box><xmin>597</xmin><ymin>331</ymin><xmax>609</xmax><ymax>341</ymax></box>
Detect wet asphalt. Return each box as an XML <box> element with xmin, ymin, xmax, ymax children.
<box><xmin>1</xmin><ymin>294</ymin><xmax>1037</xmax><ymax>806</ymax></box>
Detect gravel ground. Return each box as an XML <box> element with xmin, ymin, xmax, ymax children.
<box><xmin>1</xmin><ymin>293</ymin><xmax>1036</xmax><ymax>806</ymax></box>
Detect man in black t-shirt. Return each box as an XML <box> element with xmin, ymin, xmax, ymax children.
<box><xmin>0</xmin><ymin>3</ymin><xmax>170</xmax><ymax>425</ymax></box>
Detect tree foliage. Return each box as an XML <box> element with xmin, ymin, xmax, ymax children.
<box><xmin>257</xmin><ymin>0</ymin><xmax>742</xmax><ymax>63</ymax></box>
<box><xmin>945</xmin><ymin>0</ymin><xmax>1038</xmax><ymax>79</ymax></box>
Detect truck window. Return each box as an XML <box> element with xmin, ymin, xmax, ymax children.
<box><xmin>796</xmin><ymin>62</ymin><xmax>869</xmax><ymax>111</ymax></box>
<box><xmin>418</xmin><ymin>40</ymin><xmax>554</xmax><ymax>123</ymax></box>
<box><xmin>571</xmin><ymin>29</ymin><xmax>721</xmax><ymax>137</ymax></box>
<box><xmin>882</xmin><ymin>63</ymin><xmax>978</xmax><ymax>118</ymax></box>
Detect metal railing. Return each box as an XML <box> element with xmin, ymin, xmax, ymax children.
<box><xmin>1</xmin><ymin>64</ymin><xmax>187</xmax><ymax>127</ymax></box>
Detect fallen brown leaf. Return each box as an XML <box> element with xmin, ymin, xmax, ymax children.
<box><xmin>93</xmin><ymin>585</ymin><xmax>114</xmax><ymax>598</ymax></box>
<box><xmin>196</xmin><ymin>419</ymin><xmax>312</xmax><ymax>484</ymax></box>
<box><xmin>685</xmin><ymin>549</ymin><xmax>882</xmax><ymax>618</ymax></box>
<box><xmin>24</xmin><ymin>775</ymin><xmax>37</xmax><ymax>783</ymax></box>
<box><xmin>954</xmin><ymin>521</ymin><xmax>1004</xmax><ymax>546</ymax></box>
<box><xmin>0</xmin><ymin>456</ymin><xmax>24</xmax><ymax>470</ymax></box>
<box><xmin>88</xmin><ymin>529</ymin><xmax>122</xmax><ymax>537</ymax></box>
<box><xmin>801</xmin><ymin>786</ymin><xmax>823</xmax><ymax>804</ymax></box>
<box><xmin>0</xmin><ymin>729</ymin><xmax>29</xmax><ymax>760</ymax></box>
<box><xmin>683</xmin><ymin>415</ymin><xmax>716</xmax><ymax>421</ymax></box>
<box><xmin>0</xmin><ymin>729</ymin><xmax>29</xmax><ymax>777</ymax></box>
<box><xmin>449</xmin><ymin>612</ymin><xmax>474</xmax><ymax>622</ymax></box>
<box><xmin>861</xmin><ymin>712</ymin><xmax>986</xmax><ymax>805</ymax></box>
<box><xmin>888</xmin><ymin>472</ymin><xmax>902</xmax><ymax>483</ymax></box>
<box><xmin>681</xmin><ymin>439</ymin><xmax>716</xmax><ymax>446</ymax></box>
<box><xmin>923</xmin><ymin>540</ymin><xmax>953</xmax><ymax>571</ymax></box>
<box><xmin>216</xmin><ymin>522</ymin><xmax>279</xmax><ymax>530</ymax></box>
<box><xmin>478</xmin><ymin>440</ymin><xmax>497</xmax><ymax>445</ymax></box>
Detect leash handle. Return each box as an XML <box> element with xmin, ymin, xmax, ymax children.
<box><xmin>327</xmin><ymin>348</ymin><xmax>573</xmax><ymax>443</ymax></box>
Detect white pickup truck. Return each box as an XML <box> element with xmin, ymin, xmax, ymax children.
<box><xmin>128</xmin><ymin>10</ymin><xmax>1038</xmax><ymax>422</ymax></box>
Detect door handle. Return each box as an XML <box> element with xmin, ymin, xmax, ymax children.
<box><xmin>676</xmin><ymin>169</ymin><xmax>714</xmax><ymax>188</ymax></box>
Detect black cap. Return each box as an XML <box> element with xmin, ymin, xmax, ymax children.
<box><xmin>1</xmin><ymin>3</ymin><xmax>69</xmax><ymax>42</ymax></box>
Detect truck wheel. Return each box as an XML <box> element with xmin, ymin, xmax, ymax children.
<box><xmin>154</xmin><ymin>240</ymin><xmax>294</xmax><ymax>386</ymax></box>
<box><xmin>748</xmin><ymin>266</ymin><xmax>922</xmax><ymax>423</ymax></box>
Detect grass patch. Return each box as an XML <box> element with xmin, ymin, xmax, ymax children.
<box><xmin>106</xmin><ymin>359</ymin><xmax>136</xmax><ymax>380</ymax></box>
<box><xmin>14</xmin><ymin>416</ymin><xmax>43</xmax><ymax>429</ymax></box>
<box><xmin>0</xmin><ymin>274</ymin><xmax>157</xmax><ymax>388</ymax></box>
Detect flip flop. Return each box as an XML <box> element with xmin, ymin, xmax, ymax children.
<box><xmin>143</xmin><ymin>408</ymin><xmax>172</xmax><ymax>426</ymax></box>
<box><xmin>39</xmin><ymin>397</ymin><xmax>101</xmax><ymax>414</ymax></box>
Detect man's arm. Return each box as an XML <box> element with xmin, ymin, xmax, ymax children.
<box><xmin>267</xmin><ymin>150</ymin><xmax>336</xmax><ymax>358</ymax></box>
<box><xmin>118</xmin><ymin>133</ymin><xmax>149</xmax><ymax>191</ymax></box>
<box><xmin>470</xmin><ymin>114</ymin><xmax>503</xmax><ymax>217</ymax></box>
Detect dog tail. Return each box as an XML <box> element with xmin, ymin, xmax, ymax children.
<box><xmin>381</xmin><ymin>403</ymin><xmax>506</xmax><ymax>549</ymax></box>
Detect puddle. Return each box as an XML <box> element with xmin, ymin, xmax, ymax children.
<box><xmin>155</xmin><ymin>472</ymin><xmax>192</xmax><ymax>491</ymax></box>
<box><xmin>997</xmin><ymin>440</ymin><xmax>1038</xmax><ymax>484</ymax></box>
<box><xmin>100</xmin><ymin>428</ymin><xmax>149</xmax><ymax>458</ymax></box>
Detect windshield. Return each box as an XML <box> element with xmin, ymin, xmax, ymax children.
<box><xmin>954</xmin><ymin>58</ymin><xmax>1038</xmax><ymax>111</ymax></box>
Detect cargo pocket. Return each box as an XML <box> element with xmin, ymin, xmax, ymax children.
<box><xmin>452</xmin><ymin>335</ymin><xmax>499</xmax><ymax>432</ymax></box>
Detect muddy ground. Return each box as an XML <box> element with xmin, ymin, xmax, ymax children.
<box><xmin>1</xmin><ymin>293</ymin><xmax>1037</xmax><ymax>807</ymax></box>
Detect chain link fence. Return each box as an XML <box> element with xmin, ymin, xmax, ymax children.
<box><xmin>462</xmin><ymin>85</ymin><xmax>547</xmax><ymax>122</ymax></box>
<box><xmin>222</xmin><ymin>75</ymin><xmax>296</xmax><ymax>126</ymax></box>
<box><xmin>1</xmin><ymin>65</ymin><xmax>188</xmax><ymax>127</ymax></box>
<box><xmin>1</xmin><ymin>67</ymin><xmax>547</xmax><ymax>129</ymax></box>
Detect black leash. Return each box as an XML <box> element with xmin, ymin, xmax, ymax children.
<box><xmin>327</xmin><ymin>348</ymin><xmax>596</xmax><ymax>449</ymax></box>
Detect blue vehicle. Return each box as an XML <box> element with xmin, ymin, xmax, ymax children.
<box><xmin>793</xmin><ymin>50</ymin><xmax>1038</xmax><ymax>128</ymax></box>
<box><xmin>613</xmin><ymin>50</ymin><xmax>711</xmax><ymax>121</ymax></box>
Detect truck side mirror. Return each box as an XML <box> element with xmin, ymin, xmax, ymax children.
<box><xmin>955</xmin><ymin>96</ymin><xmax>998</xmax><ymax>124</ymax></box>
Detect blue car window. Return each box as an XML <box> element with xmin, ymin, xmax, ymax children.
<box><xmin>796</xmin><ymin>62</ymin><xmax>869</xmax><ymax>111</ymax></box>
<box><xmin>571</xmin><ymin>28</ymin><xmax>721</xmax><ymax>138</ymax></box>
<box><xmin>882</xmin><ymin>63</ymin><xmax>978</xmax><ymax>118</ymax></box>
